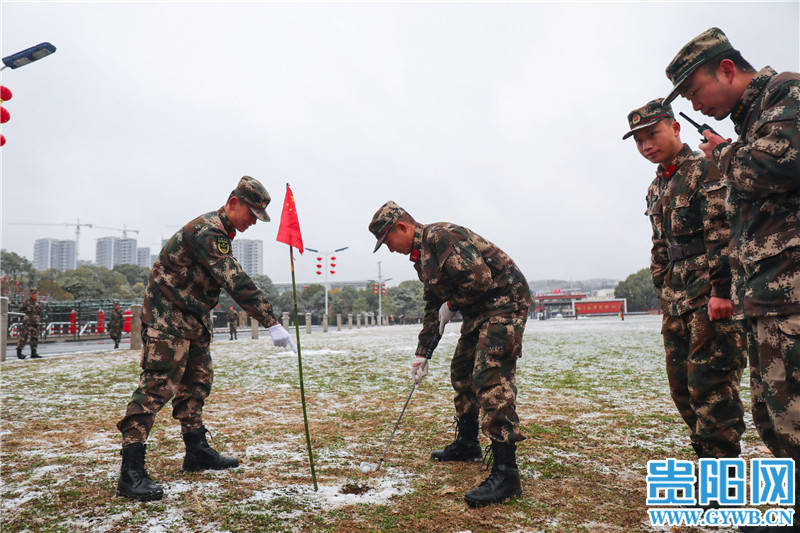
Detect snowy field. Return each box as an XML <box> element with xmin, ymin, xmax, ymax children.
<box><xmin>1</xmin><ymin>315</ymin><xmax>763</xmax><ymax>532</ymax></box>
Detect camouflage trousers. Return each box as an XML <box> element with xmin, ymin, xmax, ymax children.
<box><xmin>117</xmin><ymin>328</ymin><xmax>213</xmax><ymax>445</ymax></box>
<box><xmin>109</xmin><ymin>327</ymin><xmax>121</xmax><ymax>343</ymax></box>
<box><xmin>229</xmin><ymin>324</ymin><xmax>237</xmax><ymax>339</ymax></box>
<box><xmin>17</xmin><ymin>321</ymin><xmax>40</xmax><ymax>351</ymax></box>
<box><xmin>662</xmin><ymin>307</ymin><xmax>746</xmax><ymax>458</ymax></box>
<box><xmin>451</xmin><ymin>311</ymin><xmax>528</xmax><ymax>444</ymax></box>
<box><xmin>745</xmin><ymin>315</ymin><xmax>800</xmax><ymax>493</ymax></box>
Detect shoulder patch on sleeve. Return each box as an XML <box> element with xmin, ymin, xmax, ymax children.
<box><xmin>216</xmin><ymin>236</ymin><xmax>231</xmax><ymax>255</ymax></box>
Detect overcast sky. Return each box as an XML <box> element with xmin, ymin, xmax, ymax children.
<box><xmin>1</xmin><ymin>1</ymin><xmax>798</xmax><ymax>285</ymax></box>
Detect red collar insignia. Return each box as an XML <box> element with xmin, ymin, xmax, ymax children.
<box><xmin>228</xmin><ymin>231</ymin><xmax>236</xmax><ymax>239</ymax></box>
<box><xmin>410</xmin><ymin>249</ymin><xmax>419</xmax><ymax>262</ymax></box>
<box><xmin>662</xmin><ymin>164</ymin><xmax>677</xmax><ymax>179</ymax></box>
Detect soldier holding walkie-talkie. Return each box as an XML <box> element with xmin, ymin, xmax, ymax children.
<box><xmin>664</xmin><ymin>27</ymin><xmax>800</xmax><ymax>529</ymax></box>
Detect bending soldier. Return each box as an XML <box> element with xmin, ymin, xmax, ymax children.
<box><xmin>369</xmin><ymin>201</ymin><xmax>531</xmax><ymax>507</ymax></box>
<box><xmin>116</xmin><ymin>176</ymin><xmax>294</xmax><ymax>502</ymax></box>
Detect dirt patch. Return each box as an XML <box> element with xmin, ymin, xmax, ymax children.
<box><xmin>340</xmin><ymin>482</ymin><xmax>371</xmax><ymax>495</ymax></box>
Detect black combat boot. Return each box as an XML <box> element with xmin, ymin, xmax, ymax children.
<box><xmin>114</xmin><ymin>341</ymin><xmax>119</xmax><ymax>349</ymax></box>
<box><xmin>116</xmin><ymin>443</ymin><xmax>164</xmax><ymax>501</ymax></box>
<box><xmin>30</xmin><ymin>349</ymin><xmax>41</xmax><ymax>359</ymax></box>
<box><xmin>16</xmin><ymin>347</ymin><xmax>26</xmax><ymax>360</ymax></box>
<box><xmin>182</xmin><ymin>426</ymin><xmax>239</xmax><ymax>472</ymax></box>
<box><xmin>431</xmin><ymin>414</ymin><xmax>482</xmax><ymax>462</ymax></box>
<box><xmin>464</xmin><ymin>440</ymin><xmax>522</xmax><ymax>508</ymax></box>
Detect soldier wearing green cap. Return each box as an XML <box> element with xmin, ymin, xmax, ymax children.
<box><xmin>369</xmin><ymin>201</ymin><xmax>532</xmax><ymax>508</ymax></box>
<box><xmin>665</xmin><ymin>28</ymin><xmax>800</xmax><ymax>525</ymax></box>
<box><xmin>115</xmin><ymin>175</ymin><xmax>293</xmax><ymax>502</ymax></box>
<box><xmin>624</xmin><ymin>98</ymin><xmax>746</xmax><ymax>461</ymax></box>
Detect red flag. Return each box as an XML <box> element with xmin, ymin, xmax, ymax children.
<box><xmin>276</xmin><ymin>184</ymin><xmax>304</xmax><ymax>254</ymax></box>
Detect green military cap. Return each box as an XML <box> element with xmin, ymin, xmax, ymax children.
<box><xmin>369</xmin><ymin>201</ymin><xmax>409</xmax><ymax>252</ymax></box>
<box><xmin>233</xmin><ymin>176</ymin><xmax>271</xmax><ymax>222</ymax></box>
<box><xmin>622</xmin><ymin>99</ymin><xmax>674</xmax><ymax>139</ymax></box>
<box><xmin>664</xmin><ymin>27</ymin><xmax>733</xmax><ymax>104</ymax></box>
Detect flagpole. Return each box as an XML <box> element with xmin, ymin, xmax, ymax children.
<box><xmin>290</xmin><ymin>239</ymin><xmax>318</xmax><ymax>491</ymax></box>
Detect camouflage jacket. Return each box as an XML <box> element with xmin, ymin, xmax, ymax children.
<box><xmin>109</xmin><ymin>308</ymin><xmax>123</xmax><ymax>333</ymax></box>
<box><xmin>712</xmin><ymin>66</ymin><xmax>800</xmax><ymax>317</ymax></box>
<box><xmin>410</xmin><ymin>223</ymin><xmax>532</xmax><ymax>356</ymax></box>
<box><xmin>143</xmin><ymin>207</ymin><xmax>278</xmax><ymax>339</ymax></box>
<box><xmin>19</xmin><ymin>299</ymin><xmax>42</xmax><ymax>325</ymax></box>
<box><xmin>227</xmin><ymin>309</ymin><xmax>239</xmax><ymax>326</ymax></box>
<box><xmin>646</xmin><ymin>144</ymin><xmax>731</xmax><ymax>316</ymax></box>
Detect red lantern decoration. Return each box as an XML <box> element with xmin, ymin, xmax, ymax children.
<box><xmin>0</xmin><ymin>135</ymin><xmax>5</xmax><ymax>147</ymax></box>
<box><xmin>316</xmin><ymin>270</ymin><xmax>321</xmax><ymax>275</ymax></box>
<box><xmin>330</xmin><ymin>263</ymin><xmax>336</xmax><ymax>268</ymax></box>
<box><xmin>330</xmin><ymin>256</ymin><xmax>336</xmax><ymax>261</ymax></box>
<box><xmin>0</xmin><ymin>107</ymin><xmax>9</xmax><ymax>123</ymax></box>
<box><xmin>316</xmin><ymin>257</ymin><xmax>322</xmax><ymax>261</ymax></box>
<box><xmin>330</xmin><ymin>270</ymin><xmax>335</xmax><ymax>274</ymax></box>
<box><xmin>0</xmin><ymin>86</ymin><xmax>11</xmax><ymax>101</ymax></box>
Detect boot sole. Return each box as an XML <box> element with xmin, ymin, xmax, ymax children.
<box><xmin>464</xmin><ymin>488</ymin><xmax>522</xmax><ymax>508</ymax></box>
<box><xmin>431</xmin><ymin>456</ymin><xmax>482</xmax><ymax>462</ymax></box>
<box><xmin>182</xmin><ymin>462</ymin><xmax>240</xmax><ymax>472</ymax></box>
<box><xmin>116</xmin><ymin>488</ymin><xmax>163</xmax><ymax>501</ymax></box>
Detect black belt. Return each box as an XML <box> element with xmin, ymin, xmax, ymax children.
<box><xmin>667</xmin><ymin>240</ymin><xmax>706</xmax><ymax>261</ymax></box>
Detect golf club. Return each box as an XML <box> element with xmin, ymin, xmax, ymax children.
<box><xmin>362</xmin><ymin>329</ymin><xmax>443</xmax><ymax>473</ymax></box>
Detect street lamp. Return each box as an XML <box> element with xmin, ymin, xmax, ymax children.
<box><xmin>1</xmin><ymin>42</ymin><xmax>56</xmax><ymax>71</ymax></box>
<box><xmin>376</xmin><ymin>261</ymin><xmax>392</xmax><ymax>326</ymax></box>
<box><xmin>306</xmin><ymin>246</ymin><xmax>348</xmax><ymax>315</ymax></box>
<box><xmin>1</xmin><ymin>42</ymin><xmax>57</xmax><ymax>147</ymax></box>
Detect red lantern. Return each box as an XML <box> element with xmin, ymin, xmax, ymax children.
<box><xmin>330</xmin><ymin>263</ymin><xmax>336</xmax><ymax>268</ymax></box>
<box><xmin>0</xmin><ymin>135</ymin><xmax>5</xmax><ymax>147</ymax></box>
<box><xmin>316</xmin><ymin>257</ymin><xmax>322</xmax><ymax>261</ymax></box>
<box><xmin>316</xmin><ymin>264</ymin><xmax>322</xmax><ymax>268</ymax></box>
<box><xmin>330</xmin><ymin>256</ymin><xmax>336</xmax><ymax>261</ymax></box>
<box><xmin>330</xmin><ymin>270</ymin><xmax>335</xmax><ymax>274</ymax></box>
<box><xmin>0</xmin><ymin>107</ymin><xmax>9</xmax><ymax>123</ymax></box>
<box><xmin>316</xmin><ymin>270</ymin><xmax>321</xmax><ymax>275</ymax></box>
<box><xmin>0</xmin><ymin>86</ymin><xmax>11</xmax><ymax>101</ymax></box>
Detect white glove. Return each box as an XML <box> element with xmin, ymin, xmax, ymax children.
<box><xmin>438</xmin><ymin>302</ymin><xmax>455</xmax><ymax>334</ymax></box>
<box><xmin>269</xmin><ymin>324</ymin><xmax>293</xmax><ymax>350</ymax></box>
<box><xmin>410</xmin><ymin>357</ymin><xmax>429</xmax><ymax>384</ymax></box>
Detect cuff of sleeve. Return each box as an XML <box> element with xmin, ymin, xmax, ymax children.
<box><xmin>711</xmin><ymin>283</ymin><xmax>731</xmax><ymax>299</ymax></box>
<box><xmin>446</xmin><ymin>300</ymin><xmax>457</xmax><ymax>311</ymax></box>
<box><xmin>262</xmin><ymin>315</ymin><xmax>279</xmax><ymax>328</ymax></box>
<box><xmin>415</xmin><ymin>345</ymin><xmax>429</xmax><ymax>357</ymax></box>
<box><xmin>712</xmin><ymin>141</ymin><xmax>732</xmax><ymax>167</ymax></box>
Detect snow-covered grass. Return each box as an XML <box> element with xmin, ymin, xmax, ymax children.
<box><xmin>1</xmin><ymin>315</ymin><xmax>761</xmax><ymax>532</ymax></box>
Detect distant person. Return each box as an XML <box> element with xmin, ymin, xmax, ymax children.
<box><xmin>369</xmin><ymin>201</ymin><xmax>531</xmax><ymax>507</ymax></box>
<box><xmin>664</xmin><ymin>27</ymin><xmax>800</xmax><ymax>526</ymax></box>
<box><xmin>16</xmin><ymin>288</ymin><xmax>42</xmax><ymax>359</ymax></box>
<box><xmin>623</xmin><ymin>98</ymin><xmax>746</xmax><ymax>460</ymax></box>
<box><xmin>115</xmin><ymin>176</ymin><xmax>293</xmax><ymax>502</ymax></box>
<box><xmin>109</xmin><ymin>300</ymin><xmax>123</xmax><ymax>349</ymax></box>
<box><xmin>227</xmin><ymin>305</ymin><xmax>239</xmax><ymax>340</ymax></box>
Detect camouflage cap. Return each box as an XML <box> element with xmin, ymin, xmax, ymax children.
<box><xmin>369</xmin><ymin>201</ymin><xmax>408</xmax><ymax>253</ymax></box>
<box><xmin>622</xmin><ymin>99</ymin><xmax>674</xmax><ymax>140</ymax></box>
<box><xmin>664</xmin><ymin>27</ymin><xmax>733</xmax><ymax>104</ymax></box>
<box><xmin>233</xmin><ymin>176</ymin><xmax>271</xmax><ymax>222</ymax></box>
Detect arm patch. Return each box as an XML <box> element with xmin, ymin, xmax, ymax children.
<box><xmin>216</xmin><ymin>237</ymin><xmax>231</xmax><ymax>255</ymax></box>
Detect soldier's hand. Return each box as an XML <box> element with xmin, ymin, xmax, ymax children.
<box><xmin>699</xmin><ymin>130</ymin><xmax>730</xmax><ymax>160</ymax></box>
<box><xmin>438</xmin><ymin>302</ymin><xmax>455</xmax><ymax>334</ymax></box>
<box><xmin>410</xmin><ymin>356</ymin><xmax>429</xmax><ymax>384</ymax></box>
<box><xmin>268</xmin><ymin>324</ymin><xmax>293</xmax><ymax>349</ymax></box>
<box><xmin>708</xmin><ymin>297</ymin><xmax>733</xmax><ymax>321</ymax></box>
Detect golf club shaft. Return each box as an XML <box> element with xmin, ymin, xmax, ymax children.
<box><xmin>376</xmin><ymin>381</ymin><xmax>416</xmax><ymax>470</ymax></box>
<box><xmin>375</xmin><ymin>329</ymin><xmax>443</xmax><ymax>470</ymax></box>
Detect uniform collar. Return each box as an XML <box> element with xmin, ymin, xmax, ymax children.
<box><xmin>657</xmin><ymin>143</ymin><xmax>692</xmax><ymax>180</ymax></box>
<box><xmin>409</xmin><ymin>225</ymin><xmax>423</xmax><ymax>263</ymax></box>
<box><xmin>218</xmin><ymin>207</ymin><xmax>236</xmax><ymax>239</ymax></box>
<box><xmin>730</xmin><ymin>66</ymin><xmax>777</xmax><ymax>132</ymax></box>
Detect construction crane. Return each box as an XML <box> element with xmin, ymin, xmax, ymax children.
<box><xmin>93</xmin><ymin>225</ymin><xmax>140</xmax><ymax>239</ymax></box>
<box><xmin>9</xmin><ymin>218</ymin><xmax>92</xmax><ymax>264</ymax></box>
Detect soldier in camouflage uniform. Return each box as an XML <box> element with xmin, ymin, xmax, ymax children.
<box><xmin>227</xmin><ymin>305</ymin><xmax>239</xmax><ymax>340</ymax></box>
<box><xmin>16</xmin><ymin>288</ymin><xmax>43</xmax><ymax>360</ymax></box>
<box><xmin>369</xmin><ymin>201</ymin><xmax>532</xmax><ymax>507</ymax></box>
<box><xmin>624</xmin><ymin>99</ymin><xmax>746</xmax><ymax>461</ymax></box>
<box><xmin>109</xmin><ymin>300</ymin><xmax>123</xmax><ymax>349</ymax></box>
<box><xmin>665</xmin><ymin>28</ymin><xmax>800</xmax><ymax>526</ymax></box>
<box><xmin>115</xmin><ymin>176</ymin><xmax>294</xmax><ymax>502</ymax></box>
